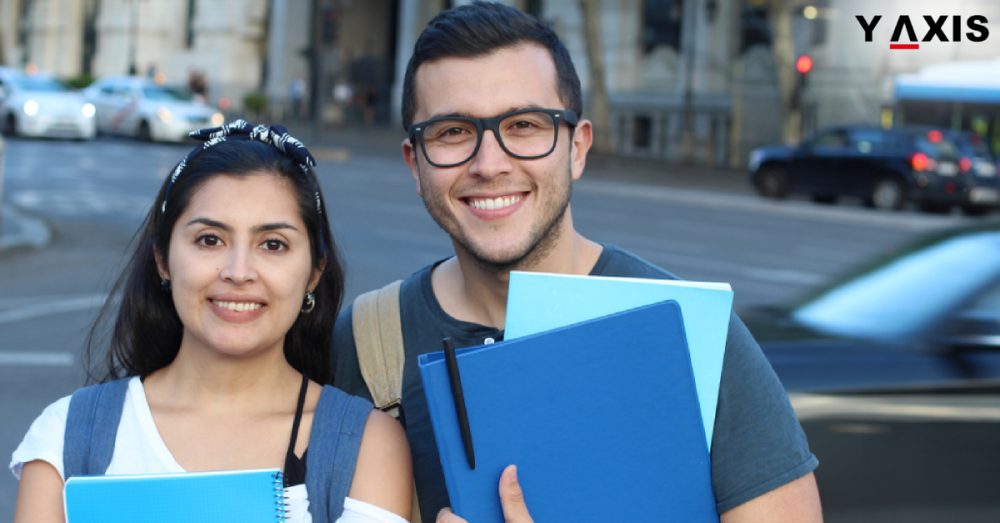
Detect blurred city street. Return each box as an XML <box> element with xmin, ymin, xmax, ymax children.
<box><xmin>0</xmin><ymin>128</ymin><xmax>982</xmax><ymax>518</ymax></box>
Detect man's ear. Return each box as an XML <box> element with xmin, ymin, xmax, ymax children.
<box><xmin>569</xmin><ymin>119</ymin><xmax>593</xmax><ymax>182</ymax></box>
<box><xmin>154</xmin><ymin>247</ymin><xmax>170</xmax><ymax>281</ymax></box>
<box><xmin>402</xmin><ymin>137</ymin><xmax>423</xmax><ymax>197</ymax></box>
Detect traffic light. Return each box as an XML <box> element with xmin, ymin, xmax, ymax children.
<box><xmin>792</xmin><ymin>54</ymin><xmax>812</xmax><ymax>110</ymax></box>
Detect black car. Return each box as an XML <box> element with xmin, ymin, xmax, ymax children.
<box><xmin>743</xmin><ymin>223</ymin><xmax>1000</xmax><ymax>522</ymax></box>
<box><xmin>748</xmin><ymin>125</ymin><xmax>1000</xmax><ymax>214</ymax></box>
<box><xmin>947</xmin><ymin>130</ymin><xmax>1000</xmax><ymax>216</ymax></box>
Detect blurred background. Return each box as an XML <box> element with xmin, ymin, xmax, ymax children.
<box><xmin>1</xmin><ymin>1</ymin><xmax>999</xmax><ymax>522</ymax></box>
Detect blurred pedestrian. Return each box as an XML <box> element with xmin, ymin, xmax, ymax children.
<box><xmin>11</xmin><ymin>120</ymin><xmax>412</xmax><ymax>523</ymax></box>
<box><xmin>290</xmin><ymin>77</ymin><xmax>306</xmax><ymax>120</ymax></box>
<box><xmin>188</xmin><ymin>69</ymin><xmax>208</xmax><ymax>104</ymax></box>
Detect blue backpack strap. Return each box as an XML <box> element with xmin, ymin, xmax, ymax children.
<box><xmin>305</xmin><ymin>385</ymin><xmax>373</xmax><ymax>523</ymax></box>
<box><xmin>63</xmin><ymin>378</ymin><xmax>130</xmax><ymax>479</ymax></box>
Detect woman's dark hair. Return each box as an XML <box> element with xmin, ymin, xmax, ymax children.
<box><xmin>401</xmin><ymin>1</ymin><xmax>582</xmax><ymax>129</ymax></box>
<box><xmin>85</xmin><ymin>138</ymin><xmax>343</xmax><ymax>384</ymax></box>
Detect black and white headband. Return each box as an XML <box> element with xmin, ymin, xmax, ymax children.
<box><xmin>160</xmin><ymin>119</ymin><xmax>321</xmax><ymax>216</ymax></box>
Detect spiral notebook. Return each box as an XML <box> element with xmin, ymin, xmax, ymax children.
<box><xmin>64</xmin><ymin>468</ymin><xmax>287</xmax><ymax>523</ymax></box>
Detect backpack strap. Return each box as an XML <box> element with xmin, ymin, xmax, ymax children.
<box><xmin>351</xmin><ymin>279</ymin><xmax>423</xmax><ymax>522</ymax></box>
<box><xmin>352</xmin><ymin>279</ymin><xmax>404</xmax><ymax>418</ymax></box>
<box><xmin>305</xmin><ymin>385</ymin><xmax>373</xmax><ymax>523</ymax></box>
<box><xmin>63</xmin><ymin>378</ymin><xmax>130</xmax><ymax>479</ymax></box>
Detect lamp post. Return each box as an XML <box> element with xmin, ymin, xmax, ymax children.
<box><xmin>682</xmin><ymin>0</ymin><xmax>718</xmax><ymax>163</ymax></box>
<box><xmin>127</xmin><ymin>0</ymin><xmax>139</xmax><ymax>75</ymax></box>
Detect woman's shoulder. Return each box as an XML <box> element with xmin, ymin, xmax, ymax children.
<box><xmin>9</xmin><ymin>394</ymin><xmax>73</xmax><ymax>480</ymax></box>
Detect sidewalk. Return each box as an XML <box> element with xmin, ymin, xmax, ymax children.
<box><xmin>0</xmin><ymin>204</ymin><xmax>51</xmax><ymax>254</ymax></box>
<box><xmin>294</xmin><ymin>122</ymin><xmax>751</xmax><ymax>195</ymax></box>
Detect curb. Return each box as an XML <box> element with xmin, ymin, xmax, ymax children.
<box><xmin>0</xmin><ymin>204</ymin><xmax>52</xmax><ymax>253</ymax></box>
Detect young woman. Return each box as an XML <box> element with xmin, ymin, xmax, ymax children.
<box><xmin>10</xmin><ymin>121</ymin><xmax>412</xmax><ymax>523</ymax></box>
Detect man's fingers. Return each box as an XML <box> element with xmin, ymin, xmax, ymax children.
<box><xmin>498</xmin><ymin>465</ymin><xmax>534</xmax><ymax>523</ymax></box>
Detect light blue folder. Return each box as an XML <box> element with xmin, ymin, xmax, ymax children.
<box><xmin>505</xmin><ymin>271</ymin><xmax>733</xmax><ymax>447</ymax></box>
<box><xmin>419</xmin><ymin>301</ymin><xmax>719</xmax><ymax>523</ymax></box>
<box><xmin>64</xmin><ymin>468</ymin><xmax>286</xmax><ymax>523</ymax></box>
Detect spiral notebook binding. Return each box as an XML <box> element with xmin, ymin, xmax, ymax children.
<box><xmin>273</xmin><ymin>470</ymin><xmax>289</xmax><ymax>522</ymax></box>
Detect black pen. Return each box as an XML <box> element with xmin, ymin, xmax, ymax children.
<box><xmin>442</xmin><ymin>337</ymin><xmax>476</xmax><ymax>469</ymax></box>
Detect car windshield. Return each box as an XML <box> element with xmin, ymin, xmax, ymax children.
<box><xmin>10</xmin><ymin>75</ymin><xmax>70</xmax><ymax>92</ymax></box>
<box><xmin>142</xmin><ymin>86</ymin><xmax>187</xmax><ymax>101</ymax></box>
<box><xmin>792</xmin><ymin>231</ymin><xmax>1000</xmax><ymax>340</ymax></box>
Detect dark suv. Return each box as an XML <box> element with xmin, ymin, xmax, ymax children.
<box><xmin>748</xmin><ymin>125</ymin><xmax>1000</xmax><ymax>214</ymax></box>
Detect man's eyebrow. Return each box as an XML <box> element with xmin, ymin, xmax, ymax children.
<box><xmin>428</xmin><ymin>105</ymin><xmax>543</xmax><ymax>119</ymax></box>
<box><xmin>185</xmin><ymin>218</ymin><xmax>299</xmax><ymax>233</ymax></box>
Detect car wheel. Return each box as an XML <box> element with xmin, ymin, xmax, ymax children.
<box><xmin>754</xmin><ymin>166</ymin><xmax>789</xmax><ymax>199</ymax></box>
<box><xmin>961</xmin><ymin>204</ymin><xmax>991</xmax><ymax>217</ymax></box>
<box><xmin>868</xmin><ymin>177</ymin><xmax>906</xmax><ymax>211</ymax></box>
<box><xmin>137</xmin><ymin>120</ymin><xmax>152</xmax><ymax>142</ymax></box>
<box><xmin>918</xmin><ymin>202</ymin><xmax>951</xmax><ymax>214</ymax></box>
<box><xmin>3</xmin><ymin>113</ymin><xmax>16</xmax><ymax>137</ymax></box>
<box><xmin>811</xmin><ymin>194</ymin><xmax>837</xmax><ymax>205</ymax></box>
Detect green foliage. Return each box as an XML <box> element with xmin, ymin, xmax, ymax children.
<box><xmin>64</xmin><ymin>74</ymin><xmax>96</xmax><ymax>90</ymax></box>
<box><xmin>242</xmin><ymin>91</ymin><xmax>267</xmax><ymax>114</ymax></box>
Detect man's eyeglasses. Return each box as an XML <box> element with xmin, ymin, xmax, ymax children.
<box><xmin>408</xmin><ymin>108</ymin><xmax>579</xmax><ymax>168</ymax></box>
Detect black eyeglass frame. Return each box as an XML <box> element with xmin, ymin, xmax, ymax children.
<box><xmin>407</xmin><ymin>108</ymin><xmax>579</xmax><ymax>168</ymax></box>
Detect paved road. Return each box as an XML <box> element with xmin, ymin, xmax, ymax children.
<box><xmin>0</xmin><ymin>133</ymin><xmax>981</xmax><ymax>517</ymax></box>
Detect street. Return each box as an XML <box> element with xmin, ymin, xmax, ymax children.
<box><xmin>0</xmin><ymin>133</ymin><xmax>978</xmax><ymax>518</ymax></box>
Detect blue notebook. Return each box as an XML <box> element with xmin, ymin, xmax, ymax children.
<box><xmin>64</xmin><ymin>468</ymin><xmax>287</xmax><ymax>522</ymax></box>
<box><xmin>505</xmin><ymin>271</ymin><xmax>733</xmax><ymax>447</ymax></box>
<box><xmin>419</xmin><ymin>300</ymin><xmax>719</xmax><ymax>523</ymax></box>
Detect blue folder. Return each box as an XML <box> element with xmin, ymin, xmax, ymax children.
<box><xmin>64</xmin><ymin>468</ymin><xmax>286</xmax><ymax>523</ymax></box>
<box><xmin>505</xmin><ymin>271</ymin><xmax>733</xmax><ymax>447</ymax></box>
<box><xmin>418</xmin><ymin>300</ymin><xmax>719</xmax><ymax>523</ymax></box>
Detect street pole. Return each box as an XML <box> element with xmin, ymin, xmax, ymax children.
<box><xmin>127</xmin><ymin>0</ymin><xmax>138</xmax><ymax>75</ymax></box>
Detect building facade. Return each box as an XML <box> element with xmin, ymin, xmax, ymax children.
<box><xmin>3</xmin><ymin>0</ymin><xmax>997</xmax><ymax>165</ymax></box>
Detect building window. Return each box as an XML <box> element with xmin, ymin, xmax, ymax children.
<box><xmin>740</xmin><ymin>0</ymin><xmax>771</xmax><ymax>52</ymax></box>
<box><xmin>642</xmin><ymin>0</ymin><xmax>684</xmax><ymax>54</ymax></box>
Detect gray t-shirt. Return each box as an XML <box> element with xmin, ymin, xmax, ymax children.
<box><xmin>331</xmin><ymin>244</ymin><xmax>817</xmax><ymax>521</ymax></box>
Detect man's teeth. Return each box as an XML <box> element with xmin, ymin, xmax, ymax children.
<box><xmin>469</xmin><ymin>195</ymin><xmax>522</xmax><ymax>211</ymax></box>
<box><xmin>213</xmin><ymin>300</ymin><xmax>262</xmax><ymax>312</ymax></box>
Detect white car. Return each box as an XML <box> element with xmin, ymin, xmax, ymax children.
<box><xmin>0</xmin><ymin>67</ymin><xmax>96</xmax><ymax>140</ymax></box>
<box><xmin>84</xmin><ymin>76</ymin><xmax>224</xmax><ymax>142</ymax></box>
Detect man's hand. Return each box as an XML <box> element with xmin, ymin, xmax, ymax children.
<box><xmin>436</xmin><ymin>465</ymin><xmax>534</xmax><ymax>523</ymax></box>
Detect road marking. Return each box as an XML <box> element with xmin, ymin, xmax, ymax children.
<box><xmin>576</xmin><ymin>179</ymin><xmax>971</xmax><ymax>232</ymax></box>
<box><xmin>791</xmin><ymin>392</ymin><xmax>1000</xmax><ymax>421</ymax></box>
<box><xmin>0</xmin><ymin>294</ymin><xmax>107</xmax><ymax>324</ymax></box>
<box><xmin>0</xmin><ymin>352</ymin><xmax>74</xmax><ymax>367</ymax></box>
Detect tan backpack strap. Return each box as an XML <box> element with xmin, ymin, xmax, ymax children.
<box><xmin>351</xmin><ymin>279</ymin><xmax>422</xmax><ymax>522</ymax></box>
<box><xmin>352</xmin><ymin>279</ymin><xmax>404</xmax><ymax>418</ymax></box>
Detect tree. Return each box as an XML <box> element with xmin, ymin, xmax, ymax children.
<box><xmin>578</xmin><ymin>0</ymin><xmax>612</xmax><ymax>153</ymax></box>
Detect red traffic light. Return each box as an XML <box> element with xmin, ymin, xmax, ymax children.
<box><xmin>795</xmin><ymin>55</ymin><xmax>813</xmax><ymax>75</ymax></box>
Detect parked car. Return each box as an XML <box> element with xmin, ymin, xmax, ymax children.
<box><xmin>83</xmin><ymin>76</ymin><xmax>224</xmax><ymax>142</ymax></box>
<box><xmin>748</xmin><ymin>125</ymin><xmax>1000</xmax><ymax>214</ymax></box>
<box><xmin>946</xmin><ymin>130</ymin><xmax>1000</xmax><ymax>216</ymax></box>
<box><xmin>0</xmin><ymin>67</ymin><xmax>96</xmax><ymax>140</ymax></box>
<box><xmin>743</xmin><ymin>223</ymin><xmax>1000</xmax><ymax>521</ymax></box>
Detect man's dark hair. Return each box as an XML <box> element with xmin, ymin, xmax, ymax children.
<box><xmin>401</xmin><ymin>1</ymin><xmax>582</xmax><ymax>129</ymax></box>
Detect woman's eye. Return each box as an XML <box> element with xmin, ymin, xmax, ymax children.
<box><xmin>262</xmin><ymin>239</ymin><xmax>288</xmax><ymax>252</ymax></box>
<box><xmin>196</xmin><ymin>234</ymin><xmax>222</xmax><ymax>247</ymax></box>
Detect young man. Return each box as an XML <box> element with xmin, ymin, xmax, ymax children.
<box><xmin>332</xmin><ymin>3</ymin><xmax>822</xmax><ymax>522</ymax></box>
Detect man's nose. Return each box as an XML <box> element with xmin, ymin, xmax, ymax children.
<box><xmin>467</xmin><ymin>129</ymin><xmax>514</xmax><ymax>179</ymax></box>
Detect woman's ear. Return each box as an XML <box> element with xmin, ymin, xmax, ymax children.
<box><xmin>154</xmin><ymin>247</ymin><xmax>170</xmax><ymax>281</ymax></box>
<box><xmin>308</xmin><ymin>257</ymin><xmax>327</xmax><ymax>292</ymax></box>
